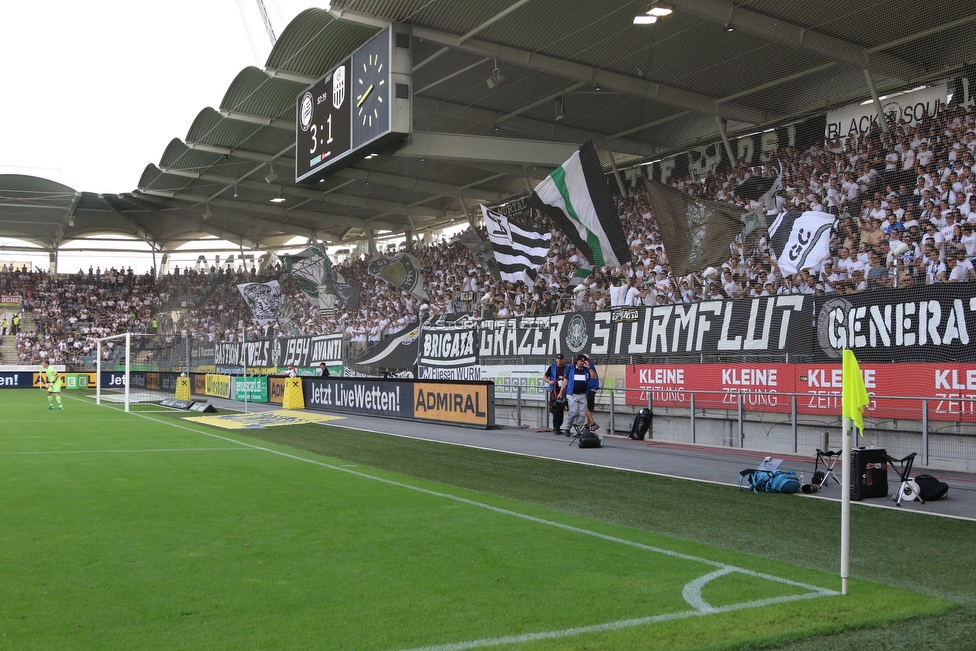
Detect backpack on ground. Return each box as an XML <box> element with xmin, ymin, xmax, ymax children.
<box><xmin>578</xmin><ymin>429</ymin><xmax>603</xmax><ymax>448</ymax></box>
<box><xmin>629</xmin><ymin>408</ymin><xmax>651</xmax><ymax>440</ymax></box>
<box><xmin>914</xmin><ymin>474</ymin><xmax>949</xmax><ymax>501</ymax></box>
<box><xmin>739</xmin><ymin>469</ymin><xmax>800</xmax><ymax>494</ymax></box>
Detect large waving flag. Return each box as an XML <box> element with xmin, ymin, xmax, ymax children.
<box><xmin>734</xmin><ymin>160</ymin><xmax>783</xmax><ymax>214</ymax></box>
<box><xmin>367</xmin><ymin>252</ymin><xmax>428</xmax><ymax>301</ymax></box>
<box><xmin>642</xmin><ymin>178</ymin><xmax>744</xmax><ymax>277</ymax></box>
<box><xmin>528</xmin><ymin>141</ymin><xmax>631</xmax><ymax>269</ymax></box>
<box><xmin>768</xmin><ymin>210</ymin><xmax>835</xmax><ymax>276</ymax></box>
<box><xmin>842</xmin><ymin>349</ymin><xmax>870</xmax><ymax>434</ymax></box>
<box><xmin>278</xmin><ymin>245</ymin><xmax>337</xmax><ymax>314</ymax></box>
<box><xmin>480</xmin><ymin>205</ymin><xmax>551</xmax><ymax>289</ymax></box>
<box><xmin>236</xmin><ymin>280</ymin><xmax>282</xmax><ymax>326</ymax></box>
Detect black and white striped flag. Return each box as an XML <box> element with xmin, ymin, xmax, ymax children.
<box><xmin>768</xmin><ymin>210</ymin><xmax>835</xmax><ymax>275</ymax></box>
<box><xmin>480</xmin><ymin>205</ymin><xmax>551</xmax><ymax>290</ymax></box>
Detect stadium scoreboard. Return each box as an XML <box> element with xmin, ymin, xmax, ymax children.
<box><xmin>296</xmin><ymin>25</ymin><xmax>412</xmax><ymax>183</ymax></box>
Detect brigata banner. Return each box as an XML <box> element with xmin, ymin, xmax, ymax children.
<box><xmin>479</xmin><ymin>295</ymin><xmax>811</xmax><ymax>360</ymax></box>
<box><xmin>814</xmin><ymin>284</ymin><xmax>976</xmax><ymax>362</ymax></box>
<box><xmin>626</xmin><ymin>362</ymin><xmax>976</xmax><ymax>422</ymax></box>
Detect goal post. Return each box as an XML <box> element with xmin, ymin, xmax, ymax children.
<box><xmin>96</xmin><ymin>332</ymin><xmax>191</xmax><ymax>412</ymax></box>
<box><xmin>96</xmin><ymin>332</ymin><xmax>130</xmax><ymax>411</ymax></box>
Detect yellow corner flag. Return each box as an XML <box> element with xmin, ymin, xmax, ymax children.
<box><xmin>841</xmin><ymin>348</ymin><xmax>869</xmax><ymax>434</ymax></box>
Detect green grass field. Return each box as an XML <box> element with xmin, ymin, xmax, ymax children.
<box><xmin>0</xmin><ymin>390</ymin><xmax>969</xmax><ymax>650</ymax></box>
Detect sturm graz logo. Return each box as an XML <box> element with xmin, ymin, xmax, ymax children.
<box><xmin>565</xmin><ymin>314</ymin><xmax>588</xmax><ymax>353</ymax></box>
<box><xmin>272</xmin><ymin>338</ymin><xmax>282</xmax><ymax>367</ymax></box>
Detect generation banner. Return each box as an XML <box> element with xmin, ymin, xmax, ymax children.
<box><xmin>813</xmin><ymin>284</ymin><xmax>976</xmax><ymax>362</ymax></box>
<box><xmin>625</xmin><ymin>362</ymin><xmax>976</xmax><ymax>422</ymax></box>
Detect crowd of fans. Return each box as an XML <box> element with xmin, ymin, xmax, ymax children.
<box><xmin>3</xmin><ymin>103</ymin><xmax>976</xmax><ymax>365</ymax></box>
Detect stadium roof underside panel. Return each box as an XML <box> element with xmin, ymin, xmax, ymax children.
<box><xmin>0</xmin><ymin>0</ymin><xmax>972</xmax><ymax>251</ymax></box>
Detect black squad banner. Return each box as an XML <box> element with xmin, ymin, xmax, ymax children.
<box><xmin>478</xmin><ymin>294</ymin><xmax>811</xmax><ymax>361</ymax></box>
<box><xmin>640</xmin><ymin>115</ymin><xmax>826</xmax><ymax>185</ymax></box>
<box><xmin>814</xmin><ymin>284</ymin><xmax>976</xmax><ymax>363</ymax></box>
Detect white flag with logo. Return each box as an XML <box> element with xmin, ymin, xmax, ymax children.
<box><xmin>768</xmin><ymin>210</ymin><xmax>835</xmax><ymax>276</ymax></box>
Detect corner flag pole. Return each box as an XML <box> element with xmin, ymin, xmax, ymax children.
<box><xmin>840</xmin><ymin>348</ymin><xmax>870</xmax><ymax>596</ymax></box>
<box><xmin>840</xmin><ymin>413</ymin><xmax>851</xmax><ymax>596</ymax></box>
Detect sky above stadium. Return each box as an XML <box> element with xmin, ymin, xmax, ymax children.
<box><xmin>0</xmin><ymin>0</ymin><xmax>315</xmax><ymax>194</ymax></box>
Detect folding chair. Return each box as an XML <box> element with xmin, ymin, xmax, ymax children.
<box><xmin>567</xmin><ymin>421</ymin><xmax>589</xmax><ymax>446</ymax></box>
<box><xmin>812</xmin><ymin>449</ymin><xmax>842</xmax><ymax>489</ymax></box>
<box><xmin>885</xmin><ymin>452</ymin><xmax>922</xmax><ymax>506</ymax></box>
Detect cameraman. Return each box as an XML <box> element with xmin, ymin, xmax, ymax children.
<box><xmin>544</xmin><ymin>353</ymin><xmax>569</xmax><ymax>434</ymax></box>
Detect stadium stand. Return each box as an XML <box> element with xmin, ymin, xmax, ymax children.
<box><xmin>2</xmin><ymin>101</ymin><xmax>976</xmax><ymax>367</ymax></box>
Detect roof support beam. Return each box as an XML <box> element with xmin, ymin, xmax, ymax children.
<box><xmin>670</xmin><ymin>0</ymin><xmax>922</xmax><ymax>82</ymax></box>
<box><xmin>398</xmin><ymin>132</ymin><xmax>579</xmax><ymax>167</ymax></box>
<box><xmin>132</xmin><ymin>190</ymin><xmax>407</xmax><ymax>238</ymax></box>
<box><xmin>120</xmin><ymin>196</ymin><xmax>263</xmax><ymax>249</ymax></box>
<box><xmin>202</xmin><ymin>112</ymin><xmax>515</xmax><ymax>201</ymax></box>
<box><xmin>98</xmin><ymin>195</ymin><xmax>160</xmax><ymax>248</ymax></box>
<box><xmin>412</xmin><ymin>96</ymin><xmax>661</xmax><ymax>157</ymax></box>
<box><xmin>332</xmin><ymin>7</ymin><xmax>766</xmax><ymax>123</ymax></box>
<box><xmin>179</xmin><ymin>141</ymin><xmax>450</xmax><ymax>219</ymax></box>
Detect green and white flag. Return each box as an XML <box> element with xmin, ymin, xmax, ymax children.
<box><xmin>528</xmin><ymin>141</ymin><xmax>632</xmax><ymax>269</ymax></box>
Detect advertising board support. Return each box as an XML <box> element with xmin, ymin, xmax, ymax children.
<box><xmin>921</xmin><ymin>400</ymin><xmax>929</xmax><ymax>466</ymax></box>
<box><xmin>791</xmin><ymin>395</ymin><xmax>798</xmax><ymax>453</ymax></box>
<box><xmin>737</xmin><ymin>393</ymin><xmax>744</xmax><ymax>447</ymax></box>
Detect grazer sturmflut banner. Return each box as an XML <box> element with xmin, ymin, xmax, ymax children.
<box><xmin>478</xmin><ymin>294</ymin><xmax>811</xmax><ymax>361</ymax></box>
<box><xmin>814</xmin><ymin>284</ymin><xmax>976</xmax><ymax>363</ymax></box>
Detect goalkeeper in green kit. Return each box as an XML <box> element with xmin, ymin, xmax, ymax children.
<box><xmin>41</xmin><ymin>360</ymin><xmax>63</xmax><ymax>411</ymax></box>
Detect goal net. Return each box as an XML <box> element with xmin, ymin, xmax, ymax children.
<box><xmin>95</xmin><ymin>332</ymin><xmax>190</xmax><ymax>411</ymax></box>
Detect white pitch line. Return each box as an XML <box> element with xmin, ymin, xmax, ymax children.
<box><xmin>394</xmin><ymin>591</ymin><xmax>829</xmax><ymax>651</ymax></box>
<box><xmin>127</xmin><ymin>411</ymin><xmax>840</xmax><ymax>648</ymax></box>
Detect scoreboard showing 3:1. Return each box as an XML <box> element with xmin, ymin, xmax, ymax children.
<box><xmin>297</xmin><ymin>58</ymin><xmax>352</xmax><ymax>183</ymax></box>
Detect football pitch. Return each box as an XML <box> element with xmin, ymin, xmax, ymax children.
<box><xmin>0</xmin><ymin>391</ymin><xmax>968</xmax><ymax>650</ymax></box>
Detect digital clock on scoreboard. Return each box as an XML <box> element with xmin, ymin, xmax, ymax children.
<box><xmin>296</xmin><ymin>25</ymin><xmax>411</xmax><ymax>184</ymax></box>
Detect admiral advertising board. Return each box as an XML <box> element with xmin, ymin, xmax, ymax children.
<box><xmin>191</xmin><ymin>373</ymin><xmax>208</xmax><ymax>396</ymax></box>
<box><xmin>626</xmin><ymin>362</ymin><xmax>976</xmax><ymax>422</ymax></box>
<box><xmin>304</xmin><ymin>378</ymin><xmax>494</xmax><ymax>428</ymax></box>
<box><xmin>269</xmin><ymin>376</ymin><xmax>286</xmax><ymax>404</ymax></box>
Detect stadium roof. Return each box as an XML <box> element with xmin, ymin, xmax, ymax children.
<box><xmin>1</xmin><ymin>0</ymin><xmax>973</xmax><ymax>254</ymax></box>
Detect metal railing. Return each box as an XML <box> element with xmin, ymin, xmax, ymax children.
<box><xmin>508</xmin><ymin>386</ymin><xmax>976</xmax><ymax>472</ymax></box>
